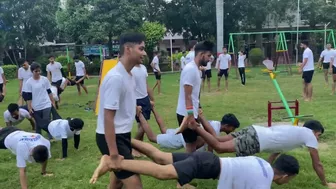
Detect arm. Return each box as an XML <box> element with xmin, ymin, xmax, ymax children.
<box><xmin>228</xmin><ymin>60</ymin><xmax>232</xmax><ymax>70</ymax></box>
<box><xmin>184</xmin><ymin>85</ymin><xmax>193</xmax><ymax>115</ymax></box>
<box><xmin>61</xmin><ymin>138</ymin><xmax>68</xmax><ymax>158</ymax></box>
<box><xmin>194</xmin><ymin>126</ymin><xmax>224</xmax><ymax>153</ymax></box>
<box><xmin>47</xmin><ymin>71</ymin><xmax>51</xmax><ymax>82</ymax></box>
<box><xmin>267</xmin><ymin>153</ymin><xmax>280</xmax><ymax>164</ymax></box>
<box><xmin>41</xmin><ymin>160</ymin><xmax>48</xmax><ymax>175</ymax></box>
<box><xmin>2</xmin><ymin>73</ymin><xmax>6</xmax><ymax>95</ymax></box>
<box><xmin>104</xmin><ymin>109</ymin><xmax>119</xmax><ymax>156</ymax></box>
<box><xmin>309</xmin><ymin>148</ymin><xmax>328</xmax><ymax>186</ymax></box>
<box><xmin>19</xmin><ymin>168</ymin><xmax>28</xmax><ymax>189</ymax></box>
<box><xmin>198</xmin><ymin>114</ymin><xmax>217</xmax><ymax>137</ymax></box>
<box><xmin>19</xmin><ymin>79</ymin><xmax>23</xmax><ymax>95</ymax></box>
<box><xmin>45</xmin><ymin>79</ymin><xmax>55</xmax><ymax>106</ymax></box>
<box><xmin>74</xmin><ymin>133</ymin><xmax>80</xmax><ymax>149</ymax></box>
<box><xmin>147</xmin><ymin>81</ymin><xmax>154</xmax><ymax>102</ymax></box>
<box><xmin>28</xmin><ymin>118</ymin><xmax>35</xmax><ymax>129</ymax></box>
<box><xmin>300</xmin><ymin>58</ymin><xmax>308</xmax><ymax>70</ymax></box>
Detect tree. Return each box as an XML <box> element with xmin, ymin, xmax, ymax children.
<box><xmin>139</xmin><ymin>21</ymin><xmax>166</xmax><ymax>59</ymax></box>
<box><xmin>88</xmin><ymin>0</ymin><xmax>145</xmax><ymax>55</ymax></box>
<box><xmin>300</xmin><ymin>0</ymin><xmax>327</xmax><ymax>28</ymax></box>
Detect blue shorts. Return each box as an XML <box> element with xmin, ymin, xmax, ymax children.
<box><xmin>135</xmin><ymin>96</ymin><xmax>151</xmax><ymax>122</ymax></box>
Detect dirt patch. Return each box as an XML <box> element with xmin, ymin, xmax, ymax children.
<box><xmin>254</xmin><ymin>122</ymin><xmax>304</xmax><ymax>127</ymax></box>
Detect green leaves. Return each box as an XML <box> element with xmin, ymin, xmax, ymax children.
<box><xmin>139</xmin><ymin>21</ymin><xmax>166</xmax><ymax>57</ymax></box>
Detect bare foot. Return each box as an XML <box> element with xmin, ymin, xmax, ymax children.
<box><xmin>90</xmin><ymin>155</ymin><xmax>112</xmax><ymax>184</ymax></box>
<box><xmin>177</xmin><ymin>183</ymin><xmax>196</xmax><ymax>189</ymax></box>
<box><xmin>132</xmin><ymin>149</ymin><xmax>143</xmax><ymax>158</ymax></box>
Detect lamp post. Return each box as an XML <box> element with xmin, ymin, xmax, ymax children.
<box><xmin>216</xmin><ymin>0</ymin><xmax>224</xmax><ymax>54</ymax></box>
<box><xmin>295</xmin><ymin>0</ymin><xmax>300</xmax><ymax>65</ymax></box>
<box><xmin>324</xmin><ymin>22</ymin><xmax>331</xmax><ymax>48</ymax></box>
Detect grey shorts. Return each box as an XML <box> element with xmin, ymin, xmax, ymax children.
<box><xmin>231</xmin><ymin>126</ymin><xmax>260</xmax><ymax>157</ymax></box>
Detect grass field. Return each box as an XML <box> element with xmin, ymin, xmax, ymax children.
<box><xmin>0</xmin><ymin>66</ymin><xmax>336</xmax><ymax>189</ymax></box>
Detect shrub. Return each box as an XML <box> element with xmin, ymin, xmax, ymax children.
<box><xmin>56</xmin><ymin>55</ymin><xmax>73</xmax><ymax>66</ymax></box>
<box><xmin>2</xmin><ymin>65</ymin><xmax>18</xmax><ymax>79</ymax></box>
<box><xmin>249</xmin><ymin>48</ymin><xmax>264</xmax><ymax>67</ymax></box>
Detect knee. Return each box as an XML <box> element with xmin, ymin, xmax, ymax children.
<box><xmin>154</xmin><ymin>166</ymin><xmax>176</xmax><ymax>180</ymax></box>
<box><xmin>152</xmin><ymin>152</ymin><xmax>168</xmax><ymax>165</ymax></box>
<box><xmin>148</xmin><ymin>136</ymin><xmax>157</xmax><ymax>143</ymax></box>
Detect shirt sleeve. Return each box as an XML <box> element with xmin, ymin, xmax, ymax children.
<box><xmin>142</xmin><ymin>65</ymin><xmax>148</xmax><ymax>77</ymax></box>
<box><xmin>182</xmin><ymin>69</ymin><xmax>197</xmax><ymax>87</ymax></box>
<box><xmin>18</xmin><ymin>69</ymin><xmax>23</xmax><ymax>80</ymax></box>
<box><xmin>58</xmin><ymin>62</ymin><xmax>62</xmax><ymax>69</ymax></box>
<box><xmin>46</xmin><ymin>65</ymin><xmax>50</xmax><ymax>72</ymax></box>
<box><xmin>44</xmin><ymin>77</ymin><xmax>51</xmax><ymax>90</ymax></box>
<box><xmin>228</xmin><ymin>55</ymin><xmax>232</xmax><ymax>61</ymax></box>
<box><xmin>304</xmin><ymin>131</ymin><xmax>319</xmax><ymax>149</ymax></box>
<box><xmin>0</xmin><ymin>67</ymin><xmax>4</xmax><ymax>74</ymax></box>
<box><xmin>3</xmin><ymin>111</ymin><xmax>9</xmax><ymax>122</ymax></box>
<box><xmin>21</xmin><ymin>109</ymin><xmax>31</xmax><ymax>119</ymax></box>
<box><xmin>320</xmin><ymin>51</ymin><xmax>325</xmax><ymax>58</ymax></box>
<box><xmin>16</xmin><ymin>143</ymin><xmax>28</xmax><ymax>168</ymax></box>
<box><xmin>303</xmin><ymin>50</ymin><xmax>309</xmax><ymax>59</ymax></box>
<box><xmin>103</xmin><ymin>76</ymin><xmax>123</xmax><ymax>110</ymax></box>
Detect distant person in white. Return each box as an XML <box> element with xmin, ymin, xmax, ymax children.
<box><xmin>48</xmin><ymin>118</ymin><xmax>84</xmax><ymax>160</ymax></box>
<box><xmin>238</xmin><ymin>51</ymin><xmax>247</xmax><ymax>86</ymax></box>
<box><xmin>17</xmin><ymin>59</ymin><xmax>32</xmax><ymax>106</ymax></box>
<box><xmin>151</xmin><ymin>51</ymin><xmax>162</xmax><ymax>95</ymax></box>
<box><xmin>180</xmin><ymin>53</ymin><xmax>186</xmax><ymax>70</ymax></box>
<box><xmin>216</xmin><ymin>47</ymin><xmax>232</xmax><ymax>91</ymax></box>
<box><xmin>25</xmin><ymin>63</ymin><xmax>56</xmax><ymax>138</ymax></box>
<box><xmin>318</xmin><ymin>44</ymin><xmax>333</xmax><ymax>85</ymax></box>
<box><xmin>131</xmin><ymin>60</ymin><xmax>155</xmax><ymax>157</ymax></box>
<box><xmin>73</xmin><ymin>56</ymin><xmax>88</xmax><ymax>96</ymax></box>
<box><xmin>91</xmin><ymin>141</ymin><xmax>300</xmax><ymax>189</ymax></box>
<box><xmin>299</xmin><ymin>41</ymin><xmax>315</xmax><ymax>102</ymax></box>
<box><xmin>330</xmin><ymin>49</ymin><xmax>336</xmax><ymax>95</ymax></box>
<box><xmin>4</xmin><ymin>103</ymin><xmax>35</xmax><ymax>130</ymax></box>
<box><xmin>0</xmin><ymin>126</ymin><xmax>52</xmax><ymax>189</ymax></box>
<box><xmin>46</xmin><ymin>55</ymin><xmax>64</xmax><ymax>101</ymax></box>
<box><xmin>202</xmin><ymin>55</ymin><xmax>214</xmax><ymax>92</ymax></box>
<box><xmin>0</xmin><ymin>65</ymin><xmax>7</xmax><ymax>101</ymax></box>
<box><xmin>95</xmin><ymin>32</ymin><xmax>146</xmax><ymax>189</ymax></box>
<box><xmin>192</xmin><ymin>119</ymin><xmax>336</xmax><ymax>188</ymax></box>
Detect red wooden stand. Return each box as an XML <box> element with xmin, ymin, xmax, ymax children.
<box><xmin>267</xmin><ymin>100</ymin><xmax>299</xmax><ymax>127</ymax></box>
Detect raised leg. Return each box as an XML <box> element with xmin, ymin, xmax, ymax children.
<box><xmin>152</xmin><ymin>108</ymin><xmax>167</xmax><ymax>134</ymax></box>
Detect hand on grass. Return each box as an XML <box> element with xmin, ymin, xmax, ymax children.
<box><xmin>328</xmin><ymin>183</ymin><xmax>336</xmax><ymax>189</ymax></box>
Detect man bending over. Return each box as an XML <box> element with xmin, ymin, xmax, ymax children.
<box><xmin>91</xmin><ymin>139</ymin><xmax>300</xmax><ymax>189</ymax></box>
<box><xmin>4</xmin><ymin>103</ymin><xmax>35</xmax><ymax>130</ymax></box>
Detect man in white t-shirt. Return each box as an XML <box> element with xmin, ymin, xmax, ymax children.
<box><xmin>0</xmin><ymin>66</ymin><xmax>7</xmax><ymax>102</ymax></box>
<box><xmin>73</xmin><ymin>56</ymin><xmax>88</xmax><ymax>96</ymax></box>
<box><xmin>193</xmin><ymin>119</ymin><xmax>336</xmax><ymax>187</ymax></box>
<box><xmin>151</xmin><ymin>51</ymin><xmax>162</xmax><ymax>95</ymax></box>
<box><xmin>330</xmin><ymin>50</ymin><xmax>336</xmax><ymax>95</ymax></box>
<box><xmin>216</xmin><ymin>47</ymin><xmax>232</xmax><ymax>91</ymax></box>
<box><xmin>48</xmin><ymin>118</ymin><xmax>84</xmax><ymax>160</ymax></box>
<box><xmin>299</xmin><ymin>41</ymin><xmax>315</xmax><ymax>102</ymax></box>
<box><xmin>25</xmin><ymin>63</ymin><xmax>56</xmax><ymax>139</ymax></box>
<box><xmin>4</xmin><ymin>103</ymin><xmax>35</xmax><ymax>130</ymax></box>
<box><xmin>202</xmin><ymin>55</ymin><xmax>214</xmax><ymax>92</ymax></box>
<box><xmin>131</xmin><ymin>61</ymin><xmax>155</xmax><ymax>157</ymax></box>
<box><xmin>46</xmin><ymin>56</ymin><xmax>65</xmax><ymax>100</ymax></box>
<box><xmin>95</xmin><ymin>32</ymin><xmax>146</xmax><ymax>189</ymax></box>
<box><xmin>238</xmin><ymin>51</ymin><xmax>247</xmax><ymax>85</ymax></box>
<box><xmin>176</xmin><ymin>41</ymin><xmax>214</xmax><ymax>156</ymax></box>
<box><xmin>0</xmin><ymin>126</ymin><xmax>52</xmax><ymax>189</ymax></box>
<box><xmin>17</xmin><ymin>59</ymin><xmax>32</xmax><ymax>106</ymax></box>
<box><xmin>91</xmin><ymin>140</ymin><xmax>300</xmax><ymax>189</ymax></box>
<box><xmin>180</xmin><ymin>53</ymin><xmax>186</xmax><ymax>70</ymax></box>
<box><xmin>318</xmin><ymin>44</ymin><xmax>333</xmax><ymax>85</ymax></box>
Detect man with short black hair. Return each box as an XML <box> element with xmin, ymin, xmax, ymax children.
<box><xmin>189</xmin><ymin>119</ymin><xmax>336</xmax><ymax>188</ymax></box>
<box><xmin>151</xmin><ymin>51</ymin><xmax>162</xmax><ymax>95</ymax></box>
<box><xmin>176</xmin><ymin>41</ymin><xmax>214</xmax><ymax>153</ymax></box>
<box><xmin>0</xmin><ymin>126</ymin><xmax>52</xmax><ymax>189</ymax></box>
<box><xmin>318</xmin><ymin>44</ymin><xmax>333</xmax><ymax>85</ymax></box>
<box><xmin>216</xmin><ymin>47</ymin><xmax>231</xmax><ymax>92</ymax></box>
<box><xmin>48</xmin><ymin>118</ymin><xmax>84</xmax><ymax>160</ymax></box>
<box><xmin>73</xmin><ymin>56</ymin><xmax>88</xmax><ymax>96</ymax></box>
<box><xmin>299</xmin><ymin>41</ymin><xmax>314</xmax><ymax>101</ymax></box>
<box><xmin>46</xmin><ymin>55</ymin><xmax>65</xmax><ymax>100</ymax></box>
<box><xmin>95</xmin><ymin>32</ymin><xmax>146</xmax><ymax>189</ymax></box>
<box><xmin>91</xmin><ymin>139</ymin><xmax>300</xmax><ymax>189</ymax></box>
<box><xmin>17</xmin><ymin>59</ymin><xmax>32</xmax><ymax>106</ymax></box>
<box><xmin>4</xmin><ymin>103</ymin><xmax>35</xmax><ymax>130</ymax></box>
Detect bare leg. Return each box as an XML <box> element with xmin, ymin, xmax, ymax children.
<box><xmin>324</xmin><ymin>69</ymin><xmax>329</xmax><ymax>85</ymax></box>
<box><xmin>90</xmin><ymin>155</ymin><xmax>177</xmax><ymax>184</ymax></box>
<box><xmin>153</xmin><ymin>82</ymin><xmax>158</xmax><ymax>91</ymax></box>
<box><xmin>202</xmin><ymin>79</ymin><xmax>205</xmax><ymax>91</ymax></box>
<box><xmin>76</xmin><ymin>84</ymin><xmax>81</xmax><ymax>96</ymax></box>
<box><xmin>120</xmin><ymin>175</ymin><xmax>143</xmax><ymax>189</ymax></box>
<box><xmin>108</xmin><ymin>174</ymin><xmax>123</xmax><ymax>189</ymax></box>
<box><xmin>307</xmin><ymin>83</ymin><xmax>313</xmax><ymax>101</ymax></box>
<box><xmin>81</xmin><ymin>84</ymin><xmax>88</xmax><ymax>94</ymax></box>
<box><xmin>152</xmin><ymin>108</ymin><xmax>167</xmax><ymax>134</ymax></box>
<box><xmin>302</xmin><ymin>80</ymin><xmax>306</xmax><ymax>98</ymax></box>
<box><xmin>207</xmin><ymin>78</ymin><xmax>211</xmax><ymax>92</ymax></box>
<box><xmin>217</xmin><ymin>77</ymin><xmax>221</xmax><ymax>91</ymax></box>
<box><xmin>225</xmin><ymin>78</ymin><xmax>229</xmax><ymax>91</ymax></box>
<box><xmin>138</xmin><ymin>114</ymin><xmax>158</xmax><ymax>143</ymax></box>
<box><xmin>158</xmin><ymin>80</ymin><xmax>161</xmax><ymax>95</ymax></box>
<box><xmin>135</xmin><ymin>123</ymin><xmax>145</xmax><ymax>141</ymax></box>
<box><xmin>131</xmin><ymin>139</ymin><xmax>173</xmax><ymax>165</ymax></box>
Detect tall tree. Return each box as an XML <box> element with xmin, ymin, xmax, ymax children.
<box><xmin>139</xmin><ymin>21</ymin><xmax>166</xmax><ymax>59</ymax></box>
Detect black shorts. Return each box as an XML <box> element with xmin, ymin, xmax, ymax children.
<box><xmin>202</xmin><ymin>70</ymin><xmax>212</xmax><ymax>79</ymax></box>
<box><xmin>96</xmin><ymin>132</ymin><xmax>135</xmax><ymax>179</ymax></box>
<box><xmin>302</xmin><ymin>70</ymin><xmax>314</xmax><ymax>83</ymax></box>
<box><xmin>323</xmin><ymin>63</ymin><xmax>330</xmax><ymax>70</ymax></box>
<box><xmin>51</xmin><ymin>79</ymin><xmax>63</xmax><ymax>95</ymax></box>
<box><xmin>172</xmin><ymin>151</ymin><xmax>221</xmax><ymax>186</ymax></box>
<box><xmin>177</xmin><ymin>114</ymin><xmax>198</xmax><ymax>143</ymax></box>
<box><xmin>135</xmin><ymin>96</ymin><xmax>151</xmax><ymax>122</ymax></box>
<box><xmin>154</xmin><ymin>72</ymin><xmax>161</xmax><ymax>80</ymax></box>
<box><xmin>75</xmin><ymin>76</ymin><xmax>85</xmax><ymax>85</ymax></box>
<box><xmin>333</xmin><ymin>66</ymin><xmax>336</xmax><ymax>74</ymax></box>
<box><xmin>0</xmin><ymin>127</ymin><xmax>20</xmax><ymax>149</ymax></box>
<box><xmin>218</xmin><ymin>69</ymin><xmax>229</xmax><ymax>79</ymax></box>
<box><xmin>0</xmin><ymin>83</ymin><xmax>3</xmax><ymax>93</ymax></box>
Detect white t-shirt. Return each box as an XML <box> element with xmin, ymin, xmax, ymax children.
<box><xmin>253</xmin><ymin>125</ymin><xmax>318</xmax><ymax>153</ymax></box>
<box><xmin>320</xmin><ymin>49</ymin><xmax>333</xmax><ymax>63</ymax></box>
<box><xmin>60</xmin><ymin>77</ymin><xmax>67</xmax><ymax>90</ymax></box>
<box><xmin>4</xmin><ymin>131</ymin><xmax>51</xmax><ymax>168</ymax></box>
<box><xmin>157</xmin><ymin>128</ymin><xmax>185</xmax><ymax>149</ymax></box>
<box><xmin>206</xmin><ymin>56</ymin><xmax>214</xmax><ymax>70</ymax></box>
<box><xmin>96</xmin><ymin>62</ymin><xmax>136</xmax><ymax>134</ymax></box>
<box><xmin>238</xmin><ymin>55</ymin><xmax>246</xmax><ymax>68</ymax></box>
<box><xmin>131</xmin><ymin>65</ymin><xmax>148</xmax><ymax>99</ymax></box>
<box><xmin>25</xmin><ymin>76</ymin><xmax>52</xmax><ymax>111</ymax></box>
<box><xmin>185</xmin><ymin>51</ymin><xmax>195</xmax><ymax>64</ymax></box>
<box><xmin>51</xmin><ymin>85</ymin><xmax>59</xmax><ymax>102</ymax></box>
<box><xmin>176</xmin><ymin>61</ymin><xmax>201</xmax><ymax>118</ymax></box>
<box><xmin>218</xmin><ymin>156</ymin><xmax>273</xmax><ymax>189</ymax></box>
<box><xmin>18</xmin><ymin>67</ymin><xmax>33</xmax><ymax>92</ymax></box>
<box><xmin>0</xmin><ymin>67</ymin><xmax>4</xmax><ymax>84</ymax></box>
<box><xmin>218</xmin><ymin>54</ymin><xmax>232</xmax><ymax>69</ymax></box>
<box><xmin>48</xmin><ymin>119</ymin><xmax>80</xmax><ymax>140</ymax></box>
<box><xmin>152</xmin><ymin>56</ymin><xmax>160</xmax><ymax>72</ymax></box>
<box><xmin>46</xmin><ymin>62</ymin><xmax>63</xmax><ymax>82</ymax></box>
<box><xmin>4</xmin><ymin>108</ymin><xmax>31</xmax><ymax>126</ymax></box>
<box><xmin>180</xmin><ymin>56</ymin><xmax>186</xmax><ymax>70</ymax></box>
<box><xmin>75</xmin><ymin>61</ymin><xmax>85</xmax><ymax>76</ymax></box>
<box><xmin>302</xmin><ymin>48</ymin><xmax>315</xmax><ymax>71</ymax></box>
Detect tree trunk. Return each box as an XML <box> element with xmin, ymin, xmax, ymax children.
<box><xmin>216</xmin><ymin>0</ymin><xmax>224</xmax><ymax>53</ymax></box>
<box><xmin>255</xmin><ymin>23</ymin><xmax>263</xmax><ymax>48</ymax></box>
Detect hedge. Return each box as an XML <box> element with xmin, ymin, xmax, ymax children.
<box><xmin>3</xmin><ymin>65</ymin><xmax>18</xmax><ymax>79</ymax></box>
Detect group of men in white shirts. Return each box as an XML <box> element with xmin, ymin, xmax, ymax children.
<box><xmin>91</xmin><ymin>32</ymin><xmax>336</xmax><ymax>189</ymax></box>
<box><xmin>0</xmin><ymin>56</ymin><xmax>88</xmax><ymax>189</ymax></box>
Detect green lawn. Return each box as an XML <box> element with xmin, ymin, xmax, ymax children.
<box><xmin>1</xmin><ymin>67</ymin><xmax>336</xmax><ymax>189</ymax></box>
